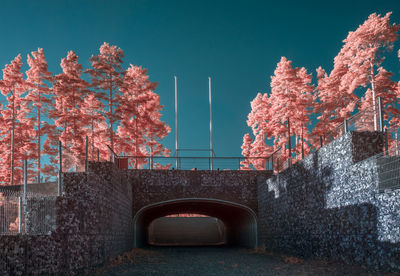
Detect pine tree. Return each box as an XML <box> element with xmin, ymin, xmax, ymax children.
<box><xmin>86</xmin><ymin>43</ymin><xmax>124</xmax><ymax>152</ymax></box>
<box><xmin>0</xmin><ymin>55</ymin><xmax>30</xmax><ymax>185</ymax></box>
<box><xmin>51</xmin><ymin>51</ymin><xmax>89</xmax><ymax>171</ymax></box>
<box><xmin>269</xmin><ymin>57</ymin><xmax>313</xmax><ymax>162</ymax></box>
<box><xmin>240</xmin><ymin>133</ymin><xmax>253</xmax><ymax>170</ymax></box>
<box><xmin>339</xmin><ymin>12</ymin><xmax>399</xmax><ymax>130</ymax></box>
<box><xmin>24</xmin><ymin>48</ymin><xmax>53</xmax><ymax>182</ymax></box>
<box><xmin>117</xmin><ymin>65</ymin><xmax>170</xmax><ymax>169</ymax></box>
<box><xmin>81</xmin><ymin>92</ymin><xmax>108</xmax><ymax>162</ymax></box>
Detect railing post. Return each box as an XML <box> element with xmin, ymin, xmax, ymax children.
<box><xmin>277</xmin><ymin>157</ymin><xmax>280</xmax><ymax>174</ymax></box>
<box><xmin>85</xmin><ymin>136</ymin><xmax>88</xmax><ymax>172</ymax></box>
<box><xmin>320</xmin><ymin>136</ymin><xmax>323</xmax><ymax>148</ymax></box>
<box><xmin>238</xmin><ymin>158</ymin><xmax>241</xmax><ymax>170</ymax></box>
<box><xmin>344</xmin><ymin>119</ymin><xmax>348</xmax><ymax>133</ymax></box>
<box><xmin>287</xmin><ymin>118</ymin><xmax>291</xmax><ymax>167</ymax></box>
<box><xmin>384</xmin><ymin>128</ymin><xmax>389</xmax><ymax>155</ymax></box>
<box><xmin>97</xmin><ymin>148</ymin><xmax>99</xmax><ymax>162</ymax></box>
<box><xmin>271</xmin><ymin>154</ymin><xmax>274</xmax><ymax>172</ymax></box>
<box><xmin>58</xmin><ymin>141</ymin><xmax>62</xmax><ymax>196</ymax></box>
<box><xmin>23</xmin><ymin>160</ymin><xmax>27</xmax><ymax>215</ymax></box>
<box><xmin>378</xmin><ymin>97</ymin><xmax>384</xmax><ymax>132</ymax></box>
<box><xmin>18</xmin><ymin>196</ymin><xmax>22</xmax><ymax>234</ymax></box>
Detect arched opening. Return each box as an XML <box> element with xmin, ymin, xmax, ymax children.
<box><xmin>133</xmin><ymin>198</ymin><xmax>257</xmax><ymax>248</ymax></box>
<box><xmin>148</xmin><ymin>214</ymin><xmax>226</xmax><ymax>246</ymax></box>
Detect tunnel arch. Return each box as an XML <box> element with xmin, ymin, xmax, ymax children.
<box><xmin>133</xmin><ymin>198</ymin><xmax>258</xmax><ymax>248</ymax></box>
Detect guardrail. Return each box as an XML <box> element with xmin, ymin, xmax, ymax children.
<box><xmin>112</xmin><ymin>155</ymin><xmax>275</xmax><ymax>171</ymax></box>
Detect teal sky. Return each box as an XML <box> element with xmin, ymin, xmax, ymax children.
<box><xmin>0</xmin><ymin>0</ymin><xmax>400</xmax><ymax>157</ymax></box>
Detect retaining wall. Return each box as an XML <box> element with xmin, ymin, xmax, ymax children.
<box><xmin>0</xmin><ymin>162</ymin><xmax>133</xmax><ymax>275</ymax></box>
<box><xmin>258</xmin><ymin>131</ymin><xmax>400</xmax><ymax>272</ymax></box>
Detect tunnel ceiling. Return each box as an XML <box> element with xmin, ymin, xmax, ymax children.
<box><xmin>135</xmin><ymin>198</ymin><xmax>257</xmax><ymax>230</ymax></box>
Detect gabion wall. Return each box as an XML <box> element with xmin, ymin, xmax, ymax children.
<box><xmin>0</xmin><ymin>162</ymin><xmax>133</xmax><ymax>275</ymax></box>
<box><xmin>258</xmin><ymin>131</ymin><xmax>400</xmax><ymax>272</ymax></box>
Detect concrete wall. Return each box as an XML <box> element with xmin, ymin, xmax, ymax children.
<box><xmin>258</xmin><ymin>131</ymin><xmax>400</xmax><ymax>272</ymax></box>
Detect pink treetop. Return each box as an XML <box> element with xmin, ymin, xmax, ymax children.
<box><xmin>24</xmin><ymin>48</ymin><xmax>53</xmax><ymax>182</ymax></box>
<box><xmin>269</xmin><ymin>57</ymin><xmax>313</xmax><ymax>159</ymax></box>
<box><xmin>86</xmin><ymin>42</ymin><xmax>125</xmax><ymax>152</ymax></box>
<box><xmin>0</xmin><ymin>55</ymin><xmax>31</xmax><ymax>185</ymax></box>
<box><xmin>117</xmin><ymin>65</ymin><xmax>170</xmax><ymax>169</ymax></box>
<box><xmin>313</xmin><ymin>58</ymin><xmax>358</xmax><ymax>142</ymax></box>
<box><xmin>240</xmin><ymin>133</ymin><xmax>253</xmax><ymax>170</ymax></box>
<box><xmin>247</xmin><ymin>93</ymin><xmax>273</xmax><ymax>139</ymax></box>
<box><xmin>81</xmin><ymin>92</ymin><xmax>108</xmax><ymax>162</ymax></box>
<box><xmin>51</xmin><ymin>51</ymin><xmax>90</xmax><ymax>171</ymax></box>
<box><xmin>339</xmin><ymin>12</ymin><xmax>399</xmax><ymax>130</ymax></box>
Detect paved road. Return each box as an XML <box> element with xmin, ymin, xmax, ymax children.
<box><xmin>90</xmin><ymin>246</ymin><xmax>386</xmax><ymax>276</ymax></box>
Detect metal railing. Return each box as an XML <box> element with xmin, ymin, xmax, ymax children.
<box><xmin>112</xmin><ymin>155</ymin><xmax>275</xmax><ymax>171</ymax></box>
<box><xmin>0</xmin><ymin>188</ymin><xmax>57</xmax><ymax>235</ymax></box>
<box><xmin>375</xmin><ymin>146</ymin><xmax>400</xmax><ymax>191</ymax></box>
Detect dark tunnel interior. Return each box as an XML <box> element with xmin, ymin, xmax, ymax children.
<box><xmin>133</xmin><ymin>199</ymin><xmax>257</xmax><ymax>248</ymax></box>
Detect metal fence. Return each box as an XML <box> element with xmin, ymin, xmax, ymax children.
<box><xmin>0</xmin><ymin>188</ymin><xmax>57</xmax><ymax>236</ymax></box>
<box><xmin>112</xmin><ymin>155</ymin><xmax>275</xmax><ymax>171</ymax></box>
<box><xmin>374</xmin><ymin>146</ymin><xmax>400</xmax><ymax>191</ymax></box>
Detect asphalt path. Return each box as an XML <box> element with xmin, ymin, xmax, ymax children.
<box><xmin>88</xmin><ymin>246</ymin><xmax>388</xmax><ymax>276</ymax></box>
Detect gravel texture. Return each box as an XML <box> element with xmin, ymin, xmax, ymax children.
<box><xmin>89</xmin><ymin>246</ymin><xmax>389</xmax><ymax>276</ymax></box>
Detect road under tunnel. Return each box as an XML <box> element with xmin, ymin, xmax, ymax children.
<box><xmin>133</xmin><ymin>198</ymin><xmax>258</xmax><ymax>248</ymax></box>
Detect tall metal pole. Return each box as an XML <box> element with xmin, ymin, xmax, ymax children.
<box><xmin>209</xmin><ymin>77</ymin><xmax>214</xmax><ymax>170</ymax></box>
<box><xmin>174</xmin><ymin>76</ymin><xmax>179</xmax><ymax>169</ymax></box>
<box><xmin>58</xmin><ymin>141</ymin><xmax>62</xmax><ymax>196</ymax></box>
<box><xmin>378</xmin><ymin>97</ymin><xmax>383</xmax><ymax>132</ymax></box>
<box><xmin>23</xmin><ymin>160</ymin><xmax>27</xmax><ymax>214</ymax></box>
<box><xmin>18</xmin><ymin>197</ymin><xmax>22</xmax><ymax>233</ymax></box>
<box><xmin>85</xmin><ymin>136</ymin><xmax>88</xmax><ymax>172</ymax></box>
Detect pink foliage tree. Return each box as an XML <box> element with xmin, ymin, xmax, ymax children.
<box><xmin>0</xmin><ymin>55</ymin><xmax>31</xmax><ymax>185</ymax></box>
<box><xmin>24</xmin><ymin>48</ymin><xmax>53</xmax><ymax>182</ymax></box>
<box><xmin>86</xmin><ymin>43</ymin><xmax>124</xmax><ymax>153</ymax></box>
<box><xmin>269</xmin><ymin>57</ymin><xmax>313</xmax><ymax>163</ymax></box>
<box><xmin>81</xmin><ymin>93</ymin><xmax>108</xmax><ymax>161</ymax></box>
<box><xmin>240</xmin><ymin>133</ymin><xmax>253</xmax><ymax>170</ymax></box>
<box><xmin>51</xmin><ymin>51</ymin><xmax>90</xmax><ymax>171</ymax></box>
<box><xmin>245</xmin><ymin>93</ymin><xmax>274</xmax><ymax>169</ymax></box>
<box><xmin>339</xmin><ymin>12</ymin><xmax>399</xmax><ymax>130</ymax></box>
<box><xmin>117</xmin><ymin>65</ymin><xmax>170</xmax><ymax>169</ymax></box>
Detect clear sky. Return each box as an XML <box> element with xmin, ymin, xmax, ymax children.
<box><xmin>0</xmin><ymin>0</ymin><xmax>399</xmax><ymax>157</ymax></box>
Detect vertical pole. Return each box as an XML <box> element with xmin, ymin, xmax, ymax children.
<box><xmin>97</xmin><ymin>148</ymin><xmax>100</xmax><ymax>162</ymax></box>
<box><xmin>23</xmin><ymin>160</ymin><xmax>27</xmax><ymax>214</ymax></box>
<box><xmin>301</xmin><ymin>126</ymin><xmax>304</xmax><ymax>159</ymax></box>
<box><xmin>85</xmin><ymin>136</ymin><xmax>88</xmax><ymax>172</ymax></box>
<box><xmin>271</xmin><ymin>154</ymin><xmax>274</xmax><ymax>172</ymax></box>
<box><xmin>320</xmin><ymin>136</ymin><xmax>323</xmax><ymax>148</ymax></box>
<box><xmin>209</xmin><ymin>77</ymin><xmax>214</xmax><ymax>170</ymax></box>
<box><xmin>10</xmin><ymin>128</ymin><xmax>14</xmax><ymax>185</ymax></box>
<box><xmin>277</xmin><ymin>157</ymin><xmax>280</xmax><ymax>174</ymax></box>
<box><xmin>378</xmin><ymin>97</ymin><xmax>383</xmax><ymax>132</ymax></box>
<box><xmin>174</xmin><ymin>76</ymin><xmax>179</xmax><ymax>170</ymax></box>
<box><xmin>384</xmin><ymin>128</ymin><xmax>389</xmax><ymax>155</ymax></box>
<box><xmin>18</xmin><ymin>196</ymin><xmax>22</xmax><ymax>233</ymax></box>
<box><xmin>58</xmin><ymin>141</ymin><xmax>62</xmax><ymax>196</ymax></box>
<box><xmin>344</xmin><ymin>119</ymin><xmax>348</xmax><ymax>133</ymax></box>
<box><xmin>287</xmin><ymin>118</ymin><xmax>291</xmax><ymax>167</ymax></box>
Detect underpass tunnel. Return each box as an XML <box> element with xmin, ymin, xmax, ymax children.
<box><xmin>133</xmin><ymin>198</ymin><xmax>257</xmax><ymax>248</ymax></box>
